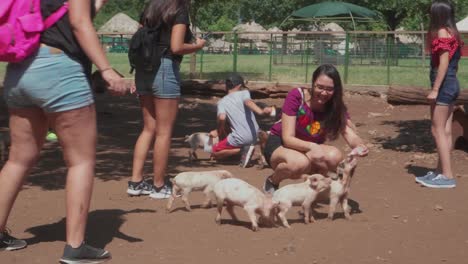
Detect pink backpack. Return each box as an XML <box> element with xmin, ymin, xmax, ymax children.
<box><xmin>0</xmin><ymin>0</ymin><xmax>68</xmax><ymax>63</ymax></box>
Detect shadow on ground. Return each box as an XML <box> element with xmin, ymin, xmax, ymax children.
<box><xmin>24</xmin><ymin>208</ymin><xmax>154</xmax><ymax>247</ymax></box>
<box><xmin>0</xmin><ymin>93</ymin><xmax>278</xmax><ymax>190</ymax></box>
<box><xmin>373</xmin><ymin>119</ymin><xmax>435</xmax><ymax>153</ymax></box>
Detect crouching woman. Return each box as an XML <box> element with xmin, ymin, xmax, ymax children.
<box><xmin>262</xmin><ymin>64</ymin><xmax>368</xmax><ymax>193</ymax></box>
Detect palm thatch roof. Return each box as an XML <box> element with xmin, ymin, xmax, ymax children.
<box><xmin>98</xmin><ymin>13</ymin><xmax>139</xmax><ymax>34</ymax></box>
<box><xmin>233</xmin><ymin>21</ymin><xmax>269</xmax><ymax>41</ymax></box>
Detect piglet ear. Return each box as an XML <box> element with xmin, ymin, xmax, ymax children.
<box><xmin>309</xmin><ymin>176</ymin><xmax>319</xmax><ymax>189</ymax></box>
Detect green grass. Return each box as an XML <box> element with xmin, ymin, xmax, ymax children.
<box><xmin>1</xmin><ymin>54</ymin><xmax>467</xmax><ymax>88</ymax></box>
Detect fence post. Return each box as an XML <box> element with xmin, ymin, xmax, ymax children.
<box><xmin>305</xmin><ymin>40</ymin><xmax>310</xmax><ymax>83</ymax></box>
<box><xmin>199</xmin><ymin>49</ymin><xmax>204</xmax><ymax>79</ymax></box>
<box><xmin>386</xmin><ymin>34</ymin><xmax>391</xmax><ymax>85</ymax></box>
<box><xmin>233</xmin><ymin>32</ymin><xmax>238</xmax><ymax>73</ymax></box>
<box><xmin>344</xmin><ymin>32</ymin><xmax>350</xmax><ymax>84</ymax></box>
<box><xmin>269</xmin><ymin>34</ymin><xmax>273</xmax><ymax>82</ymax></box>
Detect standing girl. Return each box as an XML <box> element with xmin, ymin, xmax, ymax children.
<box><xmin>126</xmin><ymin>0</ymin><xmax>206</xmax><ymax>199</ymax></box>
<box><xmin>416</xmin><ymin>0</ymin><xmax>463</xmax><ymax>188</ymax></box>
<box><xmin>0</xmin><ymin>0</ymin><xmax>128</xmax><ymax>262</ymax></box>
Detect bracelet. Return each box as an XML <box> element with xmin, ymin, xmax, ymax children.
<box><xmin>99</xmin><ymin>67</ymin><xmax>112</xmax><ymax>73</ymax></box>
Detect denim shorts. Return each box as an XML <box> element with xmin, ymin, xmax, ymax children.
<box><xmin>430</xmin><ymin>70</ymin><xmax>460</xmax><ymax>106</ymax></box>
<box><xmin>3</xmin><ymin>46</ymin><xmax>94</xmax><ymax>113</ymax></box>
<box><xmin>135</xmin><ymin>57</ymin><xmax>181</xmax><ymax>98</ymax></box>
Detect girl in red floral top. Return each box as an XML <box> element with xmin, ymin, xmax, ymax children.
<box><xmin>416</xmin><ymin>0</ymin><xmax>463</xmax><ymax>188</ymax></box>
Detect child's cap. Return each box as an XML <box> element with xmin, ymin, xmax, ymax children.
<box><xmin>225</xmin><ymin>73</ymin><xmax>247</xmax><ymax>90</ymax></box>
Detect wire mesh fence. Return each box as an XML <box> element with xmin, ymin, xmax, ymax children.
<box><xmin>1</xmin><ymin>31</ymin><xmax>466</xmax><ymax>89</ymax></box>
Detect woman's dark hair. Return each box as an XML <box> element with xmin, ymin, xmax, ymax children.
<box><xmin>311</xmin><ymin>64</ymin><xmax>347</xmax><ymax>141</ymax></box>
<box><xmin>427</xmin><ymin>0</ymin><xmax>461</xmax><ymax>45</ymax></box>
<box><xmin>143</xmin><ymin>0</ymin><xmax>187</xmax><ymax>27</ymax></box>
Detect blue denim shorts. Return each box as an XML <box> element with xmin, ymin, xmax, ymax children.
<box><xmin>430</xmin><ymin>70</ymin><xmax>460</xmax><ymax>106</ymax></box>
<box><xmin>135</xmin><ymin>57</ymin><xmax>181</xmax><ymax>98</ymax></box>
<box><xmin>3</xmin><ymin>46</ymin><xmax>94</xmax><ymax>113</ymax></box>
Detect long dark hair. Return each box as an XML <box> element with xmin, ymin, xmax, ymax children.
<box><xmin>427</xmin><ymin>0</ymin><xmax>461</xmax><ymax>45</ymax></box>
<box><xmin>311</xmin><ymin>64</ymin><xmax>347</xmax><ymax>141</ymax></box>
<box><xmin>143</xmin><ymin>0</ymin><xmax>187</xmax><ymax>27</ymax></box>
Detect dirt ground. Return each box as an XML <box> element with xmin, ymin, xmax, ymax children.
<box><xmin>1</xmin><ymin>90</ymin><xmax>468</xmax><ymax>264</ymax></box>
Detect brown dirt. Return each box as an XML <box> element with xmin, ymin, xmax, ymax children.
<box><xmin>1</xmin><ymin>91</ymin><xmax>468</xmax><ymax>264</ymax></box>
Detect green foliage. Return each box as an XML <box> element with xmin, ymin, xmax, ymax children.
<box><xmin>92</xmin><ymin>0</ymin><xmax>468</xmax><ymax>32</ymax></box>
<box><xmin>206</xmin><ymin>15</ymin><xmax>237</xmax><ymax>32</ymax></box>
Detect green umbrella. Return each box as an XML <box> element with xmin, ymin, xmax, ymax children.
<box><xmin>284</xmin><ymin>1</ymin><xmax>379</xmax><ymax>30</ymax></box>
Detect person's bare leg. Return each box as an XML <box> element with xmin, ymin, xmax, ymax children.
<box><xmin>49</xmin><ymin>105</ymin><xmax>96</xmax><ymax>247</ymax></box>
<box><xmin>269</xmin><ymin>147</ymin><xmax>311</xmax><ymax>185</ymax></box>
<box><xmin>211</xmin><ymin>148</ymin><xmax>241</xmax><ymax>160</ymax></box>
<box><xmin>320</xmin><ymin>145</ymin><xmax>344</xmax><ymax>172</ymax></box>
<box><xmin>131</xmin><ymin>95</ymin><xmax>156</xmax><ymax>182</ymax></box>
<box><xmin>431</xmin><ymin>104</ymin><xmax>455</xmax><ymax>178</ymax></box>
<box><xmin>0</xmin><ymin>108</ymin><xmax>48</xmax><ymax>232</ymax></box>
<box><xmin>153</xmin><ymin>98</ymin><xmax>179</xmax><ymax>187</ymax></box>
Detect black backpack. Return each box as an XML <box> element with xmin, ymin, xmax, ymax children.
<box><xmin>128</xmin><ymin>24</ymin><xmax>167</xmax><ymax>74</ymax></box>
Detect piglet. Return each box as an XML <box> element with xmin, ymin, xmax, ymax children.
<box><xmin>213</xmin><ymin>178</ymin><xmax>277</xmax><ymax>231</ymax></box>
<box><xmin>272</xmin><ymin>174</ymin><xmax>331</xmax><ymax>228</ymax></box>
<box><xmin>184</xmin><ymin>132</ymin><xmax>218</xmax><ymax>162</ymax></box>
<box><xmin>166</xmin><ymin>170</ymin><xmax>233</xmax><ymax>212</ymax></box>
<box><xmin>320</xmin><ymin>155</ymin><xmax>358</xmax><ymax>220</ymax></box>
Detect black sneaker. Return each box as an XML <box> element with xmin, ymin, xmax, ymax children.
<box><xmin>263</xmin><ymin>176</ymin><xmax>279</xmax><ymax>194</ymax></box>
<box><xmin>126</xmin><ymin>179</ymin><xmax>154</xmax><ymax>196</ymax></box>
<box><xmin>59</xmin><ymin>242</ymin><xmax>111</xmax><ymax>264</ymax></box>
<box><xmin>0</xmin><ymin>230</ymin><xmax>27</xmax><ymax>251</ymax></box>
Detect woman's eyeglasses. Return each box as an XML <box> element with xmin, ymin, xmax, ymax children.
<box><xmin>313</xmin><ymin>84</ymin><xmax>334</xmax><ymax>93</ymax></box>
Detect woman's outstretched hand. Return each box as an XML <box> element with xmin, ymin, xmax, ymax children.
<box><xmin>350</xmin><ymin>144</ymin><xmax>369</xmax><ymax>157</ymax></box>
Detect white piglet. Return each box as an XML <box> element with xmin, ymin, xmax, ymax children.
<box><xmin>213</xmin><ymin>178</ymin><xmax>277</xmax><ymax>231</ymax></box>
<box><xmin>320</xmin><ymin>155</ymin><xmax>358</xmax><ymax>220</ymax></box>
<box><xmin>272</xmin><ymin>174</ymin><xmax>332</xmax><ymax>228</ymax></box>
<box><xmin>184</xmin><ymin>132</ymin><xmax>218</xmax><ymax>162</ymax></box>
<box><xmin>166</xmin><ymin>170</ymin><xmax>233</xmax><ymax>212</ymax></box>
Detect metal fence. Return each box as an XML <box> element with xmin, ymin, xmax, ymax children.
<box><xmin>99</xmin><ymin>31</ymin><xmax>468</xmax><ymax>88</ymax></box>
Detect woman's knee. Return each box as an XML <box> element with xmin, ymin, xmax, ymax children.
<box><xmin>325</xmin><ymin>147</ymin><xmax>343</xmax><ymax>168</ymax></box>
<box><xmin>275</xmin><ymin>156</ymin><xmax>310</xmax><ymax>178</ymax></box>
<box><xmin>142</xmin><ymin>122</ymin><xmax>156</xmax><ymax>135</ymax></box>
<box><xmin>8</xmin><ymin>146</ymin><xmax>40</xmax><ymax>168</ymax></box>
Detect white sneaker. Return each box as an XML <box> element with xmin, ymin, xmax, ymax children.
<box><xmin>149</xmin><ymin>182</ymin><xmax>172</xmax><ymax>199</ymax></box>
<box><xmin>240</xmin><ymin>145</ymin><xmax>255</xmax><ymax>168</ymax></box>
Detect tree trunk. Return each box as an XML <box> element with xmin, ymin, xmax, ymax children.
<box><xmin>387</xmin><ymin>85</ymin><xmax>468</xmax><ymax>105</ymax></box>
<box><xmin>452</xmin><ymin>105</ymin><xmax>468</xmax><ymax>151</ymax></box>
<box><xmin>180</xmin><ymin>80</ymin><xmax>294</xmax><ymax>99</ymax></box>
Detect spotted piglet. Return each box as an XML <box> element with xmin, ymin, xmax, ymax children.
<box><xmin>166</xmin><ymin>170</ymin><xmax>233</xmax><ymax>212</ymax></box>
<box><xmin>213</xmin><ymin>178</ymin><xmax>278</xmax><ymax>231</ymax></box>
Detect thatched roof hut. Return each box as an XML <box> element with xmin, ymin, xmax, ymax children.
<box><xmin>233</xmin><ymin>21</ymin><xmax>269</xmax><ymax>41</ymax></box>
<box><xmin>98</xmin><ymin>13</ymin><xmax>139</xmax><ymax>34</ymax></box>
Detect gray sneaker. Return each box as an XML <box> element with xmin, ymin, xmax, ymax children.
<box><xmin>127</xmin><ymin>179</ymin><xmax>154</xmax><ymax>196</ymax></box>
<box><xmin>263</xmin><ymin>177</ymin><xmax>279</xmax><ymax>194</ymax></box>
<box><xmin>419</xmin><ymin>174</ymin><xmax>456</xmax><ymax>189</ymax></box>
<box><xmin>0</xmin><ymin>230</ymin><xmax>27</xmax><ymax>251</ymax></box>
<box><xmin>59</xmin><ymin>242</ymin><xmax>111</xmax><ymax>264</ymax></box>
<box><xmin>415</xmin><ymin>171</ymin><xmax>437</xmax><ymax>184</ymax></box>
<box><xmin>149</xmin><ymin>181</ymin><xmax>173</xmax><ymax>199</ymax></box>
<box><xmin>240</xmin><ymin>145</ymin><xmax>255</xmax><ymax>168</ymax></box>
